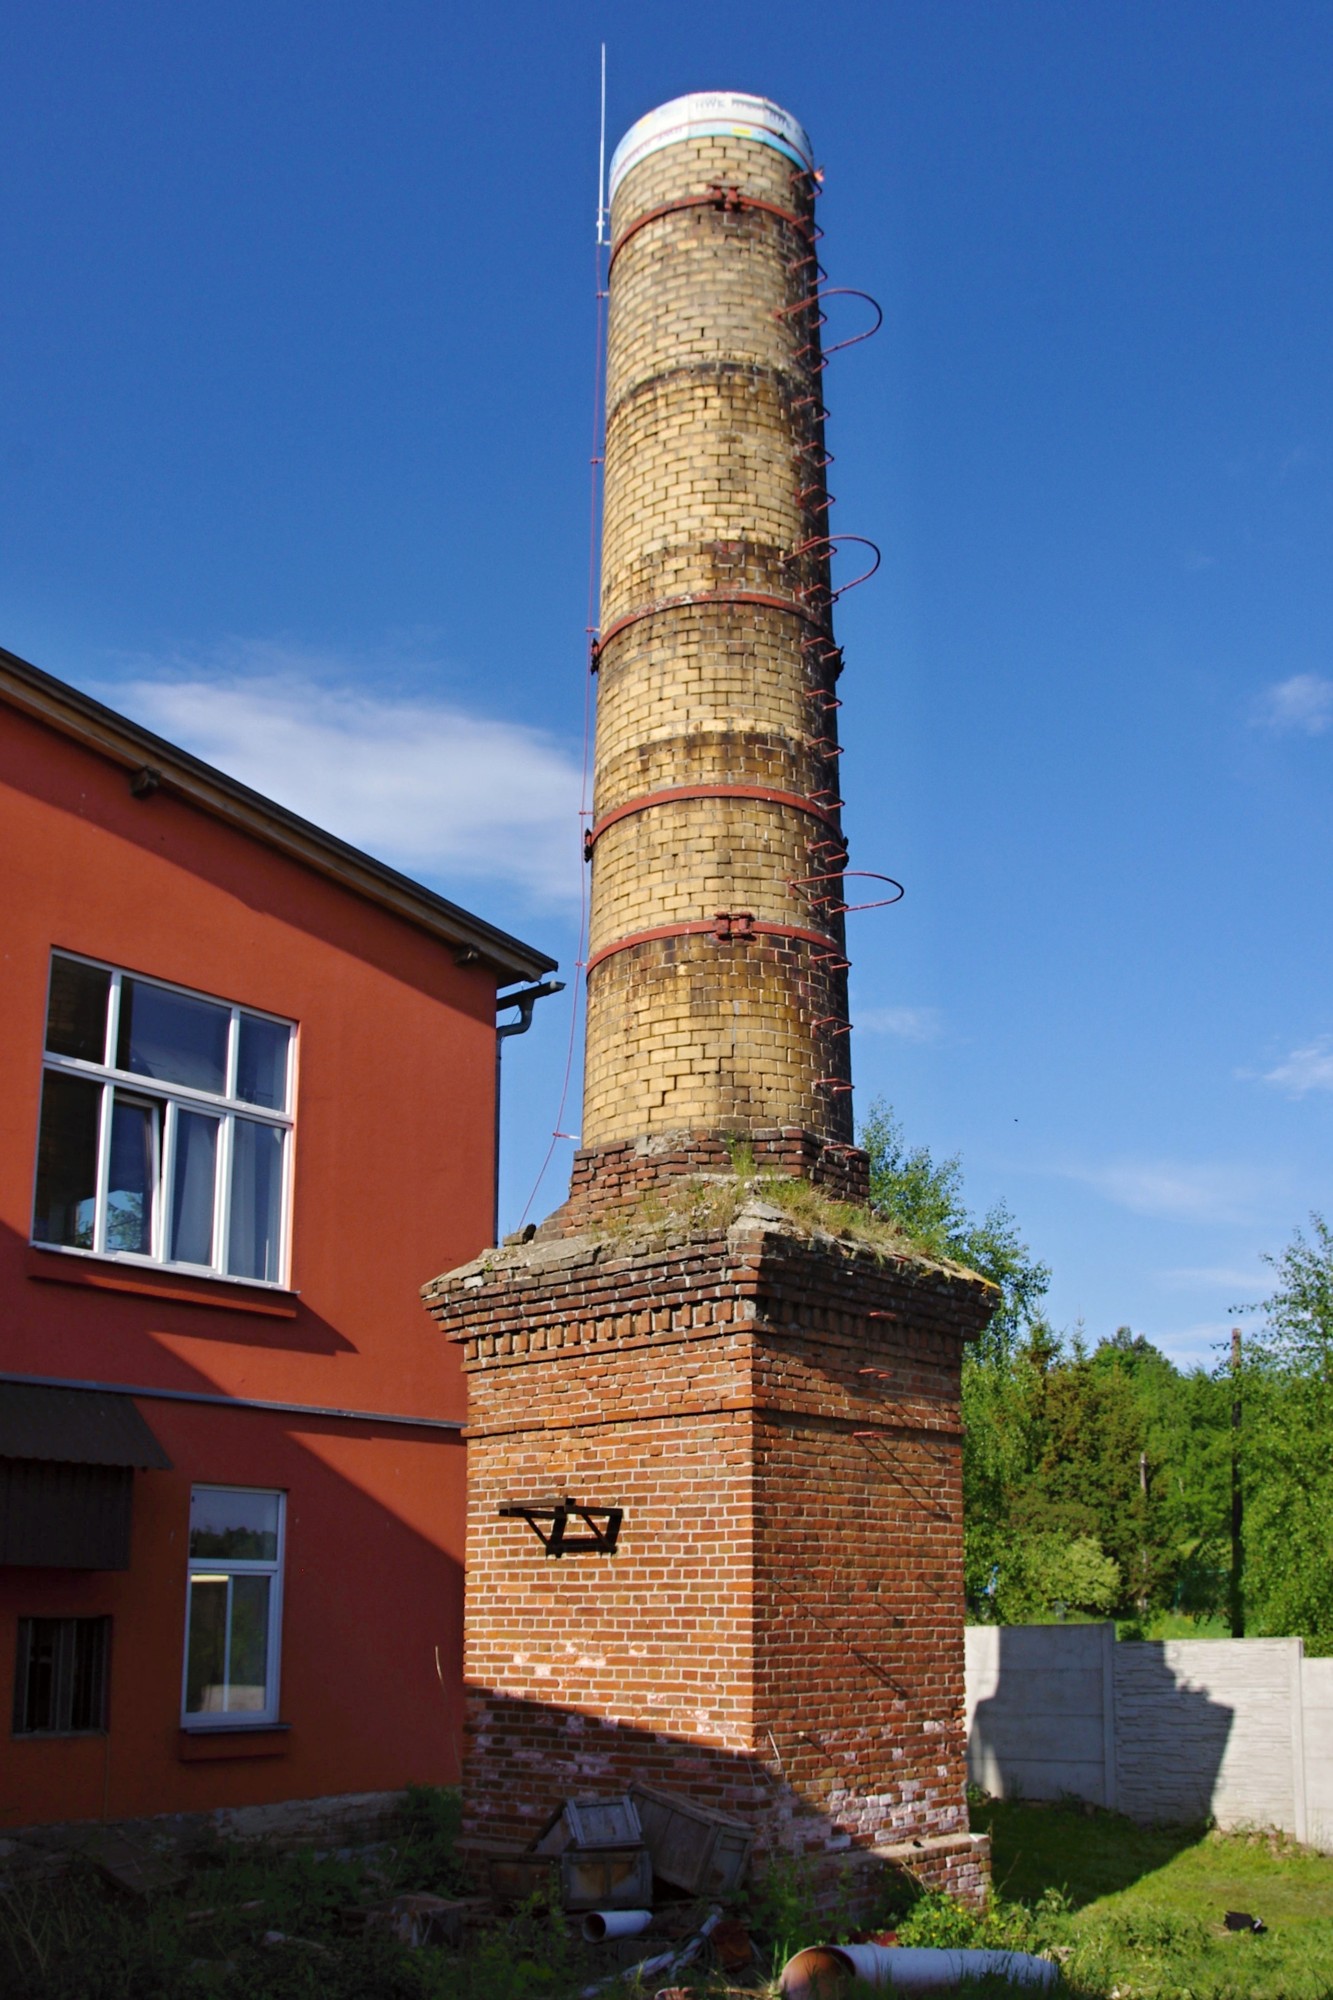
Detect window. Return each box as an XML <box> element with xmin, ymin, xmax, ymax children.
<box><xmin>182</xmin><ymin>1486</ymin><xmax>284</xmax><ymax>1726</ymax></box>
<box><xmin>33</xmin><ymin>954</ymin><xmax>294</xmax><ymax>1285</ymax></box>
<box><xmin>13</xmin><ymin>1617</ymin><xmax>110</xmax><ymax>1734</ymax></box>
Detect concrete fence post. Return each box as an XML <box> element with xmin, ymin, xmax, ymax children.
<box><xmin>1100</xmin><ymin>1620</ymin><xmax>1117</xmax><ymax>1813</ymax></box>
<box><xmin>1291</xmin><ymin>1636</ymin><xmax>1309</xmax><ymax>1845</ymax></box>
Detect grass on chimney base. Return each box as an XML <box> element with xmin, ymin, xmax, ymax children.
<box><xmin>591</xmin><ymin>1148</ymin><xmax>984</xmax><ymax>1286</ymax></box>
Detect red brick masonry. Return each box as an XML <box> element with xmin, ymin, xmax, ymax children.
<box><xmin>423</xmin><ymin>1202</ymin><xmax>994</xmax><ymax>1908</ymax></box>
<box><xmin>562</xmin><ymin>1129</ymin><xmax>871</xmax><ymax>1227</ymax></box>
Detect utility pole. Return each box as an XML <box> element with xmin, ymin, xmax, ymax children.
<box><xmin>1230</xmin><ymin>1325</ymin><xmax>1244</xmax><ymax>1637</ymax></box>
<box><xmin>1139</xmin><ymin>1449</ymin><xmax>1150</xmax><ymax>1616</ymax></box>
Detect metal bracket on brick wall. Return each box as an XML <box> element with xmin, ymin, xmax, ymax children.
<box><xmin>498</xmin><ymin>1498</ymin><xmax>623</xmax><ymax>1558</ymax></box>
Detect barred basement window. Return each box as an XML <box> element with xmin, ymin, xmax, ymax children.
<box><xmin>13</xmin><ymin>1617</ymin><xmax>111</xmax><ymax>1735</ymax></box>
<box><xmin>32</xmin><ymin>953</ymin><xmax>294</xmax><ymax>1286</ymax></box>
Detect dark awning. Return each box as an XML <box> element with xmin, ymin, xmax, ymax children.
<box><xmin>0</xmin><ymin>1382</ymin><xmax>172</xmax><ymax>1469</ymax></box>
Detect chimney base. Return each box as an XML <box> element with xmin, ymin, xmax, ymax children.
<box><xmin>423</xmin><ymin>1206</ymin><xmax>993</xmax><ymax>1914</ymax></box>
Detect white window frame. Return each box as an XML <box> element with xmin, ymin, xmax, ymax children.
<box><xmin>32</xmin><ymin>952</ymin><xmax>296</xmax><ymax>1288</ymax></box>
<box><xmin>181</xmin><ymin>1485</ymin><xmax>286</xmax><ymax>1730</ymax></box>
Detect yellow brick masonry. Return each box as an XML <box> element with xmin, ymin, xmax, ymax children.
<box><xmin>584</xmin><ymin>126</ymin><xmax>852</xmax><ymax>1151</ymax></box>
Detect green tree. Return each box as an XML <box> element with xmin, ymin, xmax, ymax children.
<box><xmin>1239</xmin><ymin>1214</ymin><xmax>1333</xmax><ymax>1651</ymax></box>
<box><xmin>861</xmin><ymin>1100</ymin><xmax>1055</xmax><ymax>1613</ymax></box>
<box><xmin>989</xmin><ymin>1531</ymin><xmax>1121</xmax><ymax>1625</ymax></box>
<box><xmin>1097</xmin><ymin>1335</ymin><xmax>1233</xmax><ymax>1621</ymax></box>
<box><xmin>859</xmin><ymin>1103</ymin><xmax>1237</xmax><ymax>1625</ymax></box>
<box><xmin>860</xmin><ymin>1101</ymin><xmax>1050</xmax><ymax>1360</ymax></box>
<box><xmin>1018</xmin><ymin>1345</ymin><xmax>1156</xmax><ymax>1602</ymax></box>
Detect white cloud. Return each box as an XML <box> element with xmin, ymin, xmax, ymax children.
<box><xmin>1070</xmin><ymin>1160</ymin><xmax>1259</xmax><ymax>1225</ymax></box>
<box><xmin>1254</xmin><ymin>672</ymin><xmax>1333</xmax><ymax>736</ymax></box>
<box><xmin>856</xmin><ymin>1004</ymin><xmax>943</xmax><ymax>1044</ymax></box>
<box><xmin>93</xmin><ymin>648</ymin><xmax>583</xmax><ymax>908</ymax></box>
<box><xmin>1156</xmin><ymin>1265</ymin><xmax>1267</xmax><ymax>1294</ymax></box>
<box><xmin>1260</xmin><ymin>1037</ymin><xmax>1333</xmax><ymax>1097</ymax></box>
<box><xmin>1147</xmin><ymin>1321</ymin><xmax>1239</xmax><ymax>1369</ymax></box>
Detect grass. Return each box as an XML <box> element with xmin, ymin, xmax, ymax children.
<box><xmin>590</xmin><ymin>1155</ymin><xmax>990</xmax><ymax>1290</ymax></box>
<box><xmin>0</xmin><ymin>1786</ymin><xmax>584</xmax><ymax>2000</ymax></box>
<box><xmin>974</xmin><ymin>1794</ymin><xmax>1333</xmax><ymax>1998</ymax></box>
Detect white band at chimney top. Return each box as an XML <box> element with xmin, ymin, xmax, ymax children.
<box><xmin>607</xmin><ymin>92</ymin><xmax>815</xmax><ymax>202</ymax></box>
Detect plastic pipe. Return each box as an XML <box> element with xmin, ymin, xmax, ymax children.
<box><xmin>781</xmin><ymin>1943</ymin><xmax>1058</xmax><ymax>1995</ymax></box>
<box><xmin>581</xmin><ymin>1909</ymin><xmax>654</xmax><ymax>1943</ymax></box>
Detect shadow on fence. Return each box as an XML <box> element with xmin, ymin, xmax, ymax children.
<box><xmin>968</xmin><ymin>1623</ymin><xmax>1233</xmax><ymax>1827</ymax></box>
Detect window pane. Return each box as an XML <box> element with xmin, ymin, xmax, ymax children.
<box><xmin>184</xmin><ymin>1576</ymin><xmax>228</xmax><ymax>1714</ymax></box>
<box><xmin>68</xmin><ymin>1620</ymin><xmax>109</xmax><ymax>1732</ymax></box>
<box><xmin>117</xmin><ymin>979</ymin><xmax>228</xmax><ymax>1094</ymax></box>
<box><xmin>33</xmin><ymin>1072</ymin><xmax>101</xmax><ymax>1248</ymax></box>
<box><xmin>189</xmin><ymin>1488</ymin><xmax>280</xmax><ymax>1561</ymax></box>
<box><xmin>237</xmin><ymin>1015</ymin><xmax>290</xmax><ymax>1111</ymax></box>
<box><xmin>106</xmin><ymin>1096</ymin><xmax>159</xmax><ymax>1253</ymax></box>
<box><xmin>228</xmin><ymin>1119</ymin><xmax>283</xmax><ymax>1282</ymax></box>
<box><xmin>46</xmin><ymin>957</ymin><xmax>111</xmax><ymax>1062</ymax></box>
<box><xmin>171</xmin><ymin>1111</ymin><xmax>218</xmax><ymax>1265</ymax></box>
<box><xmin>227</xmin><ymin>1574</ymin><xmax>272</xmax><ymax>1712</ymax></box>
<box><xmin>17</xmin><ymin>1620</ymin><xmax>58</xmax><ymax>1732</ymax></box>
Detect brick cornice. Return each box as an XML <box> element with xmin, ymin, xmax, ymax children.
<box><xmin>422</xmin><ymin>1214</ymin><xmax>996</xmax><ymax>1365</ymax></box>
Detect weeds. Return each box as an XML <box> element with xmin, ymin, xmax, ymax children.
<box><xmin>592</xmin><ymin>1161</ymin><xmax>984</xmax><ymax>1281</ymax></box>
<box><xmin>0</xmin><ymin>1868</ymin><xmax>199</xmax><ymax>1998</ymax></box>
<box><xmin>739</xmin><ymin>1851</ymin><xmax>822</xmax><ymax>1975</ymax></box>
<box><xmin>0</xmin><ymin>1796</ymin><xmax>609</xmax><ymax>2000</ymax></box>
<box><xmin>0</xmin><ymin>1790</ymin><xmax>479</xmax><ymax>2000</ymax></box>
<box><xmin>594</xmin><ymin>1172</ymin><xmax>752</xmax><ymax>1250</ymax></box>
<box><xmin>393</xmin><ymin>1784</ymin><xmax>469</xmax><ymax>1895</ymax></box>
<box><xmin>7</xmin><ymin>1791</ymin><xmax>1333</xmax><ymax>1999</ymax></box>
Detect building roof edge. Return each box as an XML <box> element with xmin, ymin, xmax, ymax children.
<box><xmin>0</xmin><ymin>645</ymin><xmax>558</xmax><ymax>985</ymax></box>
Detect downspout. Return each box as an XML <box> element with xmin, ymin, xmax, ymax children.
<box><xmin>494</xmin><ymin>981</ymin><xmax>565</xmax><ymax>1239</ymax></box>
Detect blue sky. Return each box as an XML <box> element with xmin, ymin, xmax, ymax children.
<box><xmin>6</xmin><ymin>3</ymin><xmax>1331</xmax><ymax>1365</ymax></box>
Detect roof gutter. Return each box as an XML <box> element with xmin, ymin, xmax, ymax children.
<box><xmin>494</xmin><ymin>980</ymin><xmax>565</xmax><ymax>1237</ymax></box>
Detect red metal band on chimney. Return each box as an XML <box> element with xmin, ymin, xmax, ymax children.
<box><xmin>593</xmin><ymin>589</ymin><xmax>830</xmax><ymax>667</ymax></box>
<box><xmin>586</xmin><ymin>917</ymin><xmax>839</xmax><ymax>979</ymax></box>
<box><xmin>585</xmin><ymin>783</ymin><xmax>838</xmax><ymax>856</ymax></box>
<box><xmin>609</xmin><ymin>190</ymin><xmax>814</xmax><ymax>275</ymax></box>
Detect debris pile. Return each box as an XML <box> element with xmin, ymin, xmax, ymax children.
<box><xmin>486</xmin><ymin>1785</ymin><xmax>754</xmax><ymax>1909</ymax></box>
<box><xmin>0</xmin><ymin>1785</ymin><xmax>1072</xmax><ymax>1993</ymax></box>
<box><xmin>481</xmin><ymin>1786</ymin><xmax>757</xmax><ymax>1989</ymax></box>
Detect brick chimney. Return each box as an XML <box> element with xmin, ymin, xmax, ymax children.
<box><xmin>424</xmin><ymin>92</ymin><xmax>993</xmax><ymax>1912</ymax></box>
<box><xmin>581</xmin><ymin>91</ymin><xmax>855</xmax><ymax>1201</ymax></box>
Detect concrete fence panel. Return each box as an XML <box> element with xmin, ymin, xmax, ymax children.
<box><xmin>965</xmin><ymin>1624</ymin><xmax>1115</xmax><ymax>1807</ymax></box>
<box><xmin>1115</xmin><ymin>1640</ymin><xmax>1254</xmax><ymax>1829</ymax></box>
<box><xmin>965</xmin><ymin>1626</ymin><xmax>1329</xmax><ymax>1849</ymax></box>
<box><xmin>1302</xmin><ymin>1657</ymin><xmax>1333</xmax><ymax>1851</ymax></box>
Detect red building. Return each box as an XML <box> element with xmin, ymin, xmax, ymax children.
<box><xmin>0</xmin><ymin>644</ymin><xmax>556</xmax><ymax>1828</ymax></box>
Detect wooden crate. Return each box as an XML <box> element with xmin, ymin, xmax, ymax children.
<box><xmin>559</xmin><ymin>1843</ymin><xmax>654</xmax><ymax>1911</ymax></box>
<box><xmin>482</xmin><ymin>1848</ymin><xmax>560</xmax><ymax>1903</ymax></box>
<box><xmin>562</xmin><ymin>1797</ymin><xmax>643</xmax><ymax>1849</ymax></box>
<box><xmin>629</xmin><ymin>1784</ymin><xmax>755</xmax><ymax>1895</ymax></box>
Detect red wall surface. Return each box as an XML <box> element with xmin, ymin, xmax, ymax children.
<box><xmin>0</xmin><ymin>701</ymin><xmax>505</xmax><ymax>1824</ymax></box>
